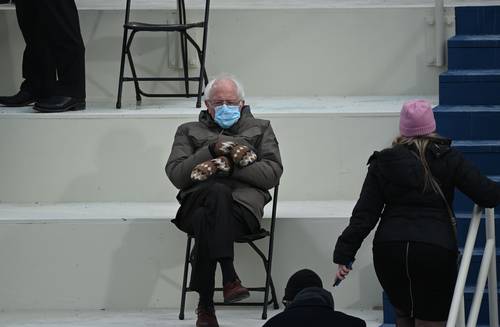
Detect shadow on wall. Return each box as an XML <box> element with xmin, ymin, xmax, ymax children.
<box><xmin>0</xmin><ymin>11</ymin><xmax>18</xmax><ymax>93</ymax></box>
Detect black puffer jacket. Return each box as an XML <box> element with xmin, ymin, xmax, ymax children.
<box><xmin>334</xmin><ymin>139</ymin><xmax>500</xmax><ymax>265</ymax></box>
<box><xmin>262</xmin><ymin>287</ymin><xmax>366</xmax><ymax>327</ymax></box>
<box><xmin>166</xmin><ymin>106</ymin><xmax>282</xmax><ymax>219</ymax></box>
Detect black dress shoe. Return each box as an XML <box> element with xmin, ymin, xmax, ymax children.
<box><xmin>34</xmin><ymin>96</ymin><xmax>86</xmax><ymax>113</ymax></box>
<box><xmin>0</xmin><ymin>90</ymin><xmax>37</xmax><ymax>107</ymax></box>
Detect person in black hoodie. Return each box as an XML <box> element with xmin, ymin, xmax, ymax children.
<box><xmin>263</xmin><ymin>269</ymin><xmax>366</xmax><ymax>327</ymax></box>
<box><xmin>333</xmin><ymin>99</ymin><xmax>500</xmax><ymax>327</ymax></box>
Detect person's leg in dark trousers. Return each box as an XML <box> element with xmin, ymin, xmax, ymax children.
<box><xmin>38</xmin><ymin>0</ymin><xmax>85</xmax><ymax>99</ymax></box>
<box><xmin>32</xmin><ymin>0</ymin><xmax>86</xmax><ymax>112</ymax></box>
<box><xmin>175</xmin><ymin>181</ymin><xmax>260</xmax><ymax>308</ymax></box>
<box><xmin>16</xmin><ymin>0</ymin><xmax>56</xmax><ymax>97</ymax></box>
<box><xmin>0</xmin><ymin>0</ymin><xmax>55</xmax><ymax>106</ymax></box>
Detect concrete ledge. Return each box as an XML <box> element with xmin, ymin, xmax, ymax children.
<box><xmin>0</xmin><ymin>200</ymin><xmax>356</xmax><ymax>224</ymax></box>
<box><xmin>3</xmin><ymin>0</ymin><xmax>500</xmax><ymax>10</ymax></box>
<box><xmin>0</xmin><ymin>96</ymin><xmax>434</xmax><ymax>119</ymax></box>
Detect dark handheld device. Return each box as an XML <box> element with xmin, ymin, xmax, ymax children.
<box><xmin>333</xmin><ymin>262</ymin><xmax>353</xmax><ymax>287</ymax></box>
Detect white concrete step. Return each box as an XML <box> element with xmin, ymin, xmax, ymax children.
<box><xmin>0</xmin><ymin>201</ymin><xmax>380</xmax><ymax>311</ymax></box>
<box><xmin>0</xmin><ymin>201</ymin><xmax>356</xmax><ymax>223</ymax></box>
<box><xmin>0</xmin><ymin>96</ymin><xmax>434</xmax><ymax>203</ymax></box>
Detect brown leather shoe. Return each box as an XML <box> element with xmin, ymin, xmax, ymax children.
<box><xmin>223</xmin><ymin>279</ymin><xmax>250</xmax><ymax>303</ymax></box>
<box><xmin>196</xmin><ymin>306</ymin><xmax>219</xmax><ymax>327</ymax></box>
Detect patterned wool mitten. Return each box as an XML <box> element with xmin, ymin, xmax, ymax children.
<box><xmin>190</xmin><ymin>159</ymin><xmax>218</xmax><ymax>181</ymax></box>
<box><xmin>212</xmin><ymin>156</ymin><xmax>233</xmax><ymax>174</ymax></box>
<box><xmin>211</xmin><ymin>140</ymin><xmax>236</xmax><ymax>157</ymax></box>
<box><xmin>230</xmin><ymin>144</ymin><xmax>258</xmax><ymax>167</ymax></box>
<box><xmin>190</xmin><ymin>156</ymin><xmax>233</xmax><ymax>181</ymax></box>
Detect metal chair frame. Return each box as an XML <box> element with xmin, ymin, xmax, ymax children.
<box><xmin>116</xmin><ymin>0</ymin><xmax>210</xmax><ymax>109</ymax></box>
<box><xmin>178</xmin><ymin>185</ymin><xmax>280</xmax><ymax>320</ymax></box>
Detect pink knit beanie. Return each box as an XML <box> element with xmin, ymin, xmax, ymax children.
<box><xmin>399</xmin><ymin>99</ymin><xmax>436</xmax><ymax>137</ymax></box>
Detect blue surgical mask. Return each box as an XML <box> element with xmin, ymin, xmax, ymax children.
<box><xmin>214</xmin><ymin>104</ymin><xmax>241</xmax><ymax>129</ymax></box>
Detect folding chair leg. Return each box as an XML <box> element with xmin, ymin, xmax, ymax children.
<box><xmin>116</xmin><ymin>28</ymin><xmax>129</xmax><ymax>109</ymax></box>
<box><xmin>125</xmin><ymin>31</ymin><xmax>142</xmax><ymax>103</ymax></box>
<box><xmin>176</xmin><ymin>0</ymin><xmax>189</xmax><ymax>97</ymax></box>
<box><xmin>262</xmin><ymin>268</ymin><xmax>271</xmax><ymax>319</ymax></box>
<box><xmin>180</xmin><ymin>31</ymin><xmax>189</xmax><ymax>97</ymax></box>
<box><xmin>196</xmin><ymin>0</ymin><xmax>210</xmax><ymax>108</ymax></box>
<box><xmin>269</xmin><ymin>276</ymin><xmax>279</xmax><ymax>309</ymax></box>
<box><xmin>179</xmin><ymin>236</ymin><xmax>193</xmax><ymax>320</ymax></box>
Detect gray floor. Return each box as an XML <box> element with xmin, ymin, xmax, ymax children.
<box><xmin>0</xmin><ymin>309</ymin><xmax>383</xmax><ymax>327</ymax></box>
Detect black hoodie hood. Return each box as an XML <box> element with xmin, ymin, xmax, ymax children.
<box><xmin>373</xmin><ymin>138</ymin><xmax>452</xmax><ymax>191</ymax></box>
<box><xmin>286</xmin><ymin>287</ymin><xmax>334</xmax><ymax>311</ymax></box>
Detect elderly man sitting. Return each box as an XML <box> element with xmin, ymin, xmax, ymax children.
<box><xmin>166</xmin><ymin>75</ymin><xmax>283</xmax><ymax>327</ymax></box>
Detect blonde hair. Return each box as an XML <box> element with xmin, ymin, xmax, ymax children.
<box><xmin>392</xmin><ymin>133</ymin><xmax>442</xmax><ymax>193</ymax></box>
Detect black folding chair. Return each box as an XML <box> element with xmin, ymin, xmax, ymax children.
<box><xmin>116</xmin><ymin>0</ymin><xmax>210</xmax><ymax>109</ymax></box>
<box><xmin>179</xmin><ymin>185</ymin><xmax>280</xmax><ymax>320</ymax></box>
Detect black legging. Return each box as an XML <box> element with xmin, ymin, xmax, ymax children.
<box><xmin>373</xmin><ymin>241</ymin><xmax>458</xmax><ymax>321</ymax></box>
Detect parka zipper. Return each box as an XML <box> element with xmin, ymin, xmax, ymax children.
<box><xmin>405</xmin><ymin>242</ymin><xmax>415</xmax><ymax>317</ymax></box>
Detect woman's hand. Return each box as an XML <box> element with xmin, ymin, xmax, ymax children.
<box><xmin>336</xmin><ymin>264</ymin><xmax>352</xmax><ymax>281</ymax></box>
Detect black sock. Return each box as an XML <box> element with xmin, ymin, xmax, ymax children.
<box><xmin>219</xmin><ymin>258</ymin><xmax>237</xmax><ymax>285</ymax></box>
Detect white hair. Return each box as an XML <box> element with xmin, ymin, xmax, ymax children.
<box><xmin>204</xmin><ymin>74</ymin><xmax>245</xmax><ymax>101</ymax></box>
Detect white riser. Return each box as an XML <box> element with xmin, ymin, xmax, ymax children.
<box><xmin>0</xmin><ymin>218</ymin><xmax>381</xmax><ymax>311</ymax></box>
<box><xmin>0</xmin><ymin>7</ymin><xmax>453</xmax><ymax>100</ymax></box>
<box><xmin>0</xmin><ymin>97</ymin><xmax>417</xmax><ymax>203</ymax></box>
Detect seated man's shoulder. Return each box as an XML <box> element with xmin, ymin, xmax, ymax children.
<box><xmin>177</xmin><ymin>121</ymin><xmax>208</xmax><ymax>132</ymax></box>
<box><xmin>242</xmin><ymin>116</ymin><xmax>271</xmax><ymax>128</ymax></box>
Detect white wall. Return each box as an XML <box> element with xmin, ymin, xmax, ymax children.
<box><xmin>0</xmin><ymin>218</ymin><xmax>380</xmax><ymax>311</ymax></box>
<box><xmin>0</xmin><ymin>7</ymin><xmax>453</xmax><ymax>100</ymax></box>
<box><xmin>0</xmin><ymin>106</ymin><xmax>401</xmax><ymax>203</ymax></box>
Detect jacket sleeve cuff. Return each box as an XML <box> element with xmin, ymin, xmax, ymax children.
<box><xmin>333</xmin><ymin>253</ymin><xmax>354</xmax><ymax>266</ymax></box>
<box><xmin>208</xmin><ymin>142</ymin><xmax>217</xmax><ymax>158</ymax></box>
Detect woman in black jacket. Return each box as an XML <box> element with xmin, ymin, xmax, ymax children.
<box><xmin>333</xmin><ymin>99</ymin><xmax>500</xmax><ymax>327</ymax></box>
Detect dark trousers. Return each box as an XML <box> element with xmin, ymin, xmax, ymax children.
<box><xmin>175</xmin><ymin>181</ymin><xmax>260</xmax><ymax>296</ymax></box>
<box><xmin>15</xmin><ymin>0</ymin><xmax>86</xmax><ymax>98</ymax></box>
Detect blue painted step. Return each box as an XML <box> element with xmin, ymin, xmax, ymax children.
<box><xmin>452</xmin><ymin>141</ymin><xmax>500</xmax><ymax>175</ymax></box>
<box><xmin>463</xmin><ymin>248</ymin><xmax>500</xmax><ymax>285</ymax></box>
<box><xmin>434</xmin><ymin>106</ymin><xmax>500</xmax><ymax>140</ymax></box>
<box><xmin>454</xmin><ymin>179</ymin><xmax>500</xmax><ymax>213</ymax></box>
<box><xmin>464</xmin><ymin>286</ymin><xmax>500</xmax><ymax>325</ymax></box>
<box><xmin>448</xmin><ymin>35</ymin><xmax>500</xmax><ymax>70</ymax></box>
<box><xmin>456</xmin><ymin>6</ymin><xmax>500</xmax><ymax>35</ymax></box>
<box><xmin>382</xmin><ymin>288</ymin><xmax>500</xmax><ymax>326</ymax></box>
<box><xmin>439</xmin><ymin>70</ymin><xmax>500</xmax><ymax>105</ymax></box>
<box><xmin>456</xmin><ymin>211</ymin><xmax>500</xmax><ymax>247</ymax></box>
<box><xmin>382</xmin><ymin>292</ymin><xmax>396</xmax><ymax>325</ymax></box>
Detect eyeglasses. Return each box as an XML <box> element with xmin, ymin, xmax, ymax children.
<box><xmin>209</xmin><ymin>100</ymin><xmax>242</xmax><ymax>107</ymax></box>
